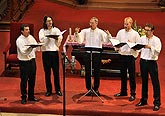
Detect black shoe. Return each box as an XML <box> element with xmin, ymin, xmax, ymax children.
<box><xmin>28</xmin><ymin>97</ymin><xmax>39</xmax><ymax>102</ymax></box>
<box><xmin>136</xmin><ymin>101</ymin><xmax>147</xmax><ymax>106</ymax></box>
<box><xmin>94</xmin><ymin>90</ymin><xmax>100</xmax><ymax>96</ymax></box>
<box><xmin>56</xmin><ymin>91</ymin><xmax>62</xmax><ymax>96</ymax></box>
<box><xmin>21</xmin><ymin>99</ymin><xmax>27</xmax><ymax>104</ymax></box>
<box><xmin>153</xmin><ymin>105</ymin><xmax>160</xmax><ymax>111</ymax></box>
<box><xmin>45</xmin><ymin>92</ymin><xmax>52</xmax><ymax>97</ymax></box>
<box><xmin>114</xmin><ymin>92</ymin><xmax>127</xmax><ymax>97</ymax></box>
<box><xmin>129</xmin><ymin>95</ymin><xmax>135</xmax><ymax>101</ymax></box>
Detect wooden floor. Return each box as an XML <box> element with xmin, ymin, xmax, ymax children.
<box><xmin>53</xmin><ymin>0</ymin><xmax>164</xmax><ymax>11</ymax></box>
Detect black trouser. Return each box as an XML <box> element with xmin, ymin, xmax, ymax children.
<box><xmin>42</xmin><ymin>51</ymin><xmax>61</xmax><ymax>93</ymax></box>
<box><xmin>19</xmin><ymin>58</ymin><xmax>36</xmax><ymax>99</ymax></box>
<box><xmin>140</xmin><ymin>59</ymin><xmax>161</xmax><ymax>106</ymax></box>
<box><xmin>120</xmin><ymin>55</ymin><xmax>136</xmax><ymax>96</ymax></box>
<box><xmin>84</xmin><ymin>52</ymin><xmax>101</xmax><ymax>91</ymax></box>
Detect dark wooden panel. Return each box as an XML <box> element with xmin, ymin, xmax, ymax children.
<box><xmin>71</xmin><ymin>46</ymin><xmax>121</xmax><ymax>77</ymax></box>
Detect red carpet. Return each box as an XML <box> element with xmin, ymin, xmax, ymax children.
<box><xmin>0</xmin><ymin>65</ymin><xmax>165</xmax><ymax>116</ymax></box>
<box><xmin>0</xmin><ymin>0</ymin><xmax>165</xmax><ymax>115</ymax></box>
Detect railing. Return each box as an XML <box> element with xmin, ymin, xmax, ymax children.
<box><xmin>0</xmin><ymin>0</ymin><xmax>8</xmax><ymax>21</ymax></box>
<box><xmin>0</xmin><ymin>0</ymin><xmax>34</xmax><ymax>22</ymax></box>
<box><xmin>9</xmin><ymin>0</ymin><xmax>34</xmax><ymax>22</ymax></box>
<box><xmin>0</xmin><ymin>0</ymin><xmax>34</xmax><ymax>31</ymax></box>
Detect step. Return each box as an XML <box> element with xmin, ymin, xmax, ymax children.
<box><xmin>0</xmin><ymin>21</ymin><xmax>10</xmax><ymax>31</ymax></box>
<box><xmin>54</xmin><ymin>0</ymin><xmax>164</xmax><ymax>11</ymax></box>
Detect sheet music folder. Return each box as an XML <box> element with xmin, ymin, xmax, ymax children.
<box><xmin>25</xmin><ymin>43</ymin><xmax>44</xmax><ymax>47</ymax></box>
<box><xmin>45</xmin><ymin>30</ymin><xmax>67</xmax><ymax>39</ymax></box>
<box><xmin>109</xmin><ymin>39</ymin><xmax>126</xmax><ymax>48</ymax></box>
<box><xmin>46</xmin><ymin>35</ymin><xmax>59</xmax><ymax>38</ymax></box>
<box><xmin>78</xmin><ymin>47</ymin><xmax>103</xmax><ymax>52</ymax></box>
<box><xmin>131</xmin><ymin>44</ymin><xmax>145</xmax><ymax>50</ymax></box>
<box><xmin>114</xmin><ymin>43</ymin><xmax>127</xmax><ymax>48</ymax></box>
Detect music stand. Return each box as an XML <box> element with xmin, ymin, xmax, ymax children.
<box><xmin>77</xmin><ymin>47</ymin><xmax>104</xmax><ymax>103</ymax></box>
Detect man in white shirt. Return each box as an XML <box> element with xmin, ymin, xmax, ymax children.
<box><xmin>16</xmin><ymin>24</ymin><xmax>39</xmax><ymax>104</ymax></box>
<box><xmin>136</xmin><ymin>23</ymin><xmax>162</xmax><ymax>111</ymax></box>
<box><xmin>74</xmin><ymin>17</ymin><xmax>112</xmax><ymax>96</ymax></box>
<box><xmin>39</xmin><ymin>16</ymin><xmax>62</xmax><ymax>97</ymax></box>
<box><xmin>114</xmin><ymin>17</ymin><xmax>140</xmax><ymax>101</ymax></box>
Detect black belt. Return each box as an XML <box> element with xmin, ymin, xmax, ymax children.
<box><xmin>141</xmin><ymin>58</ymin><xmax>155</xmax><ymax>62</ymax></box>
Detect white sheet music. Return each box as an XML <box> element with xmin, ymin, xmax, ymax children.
<box><xmin>61</xmin><ymin>30</ymin><xmax>67</xmax><ymax>35</ymax></box>
<box><xmin>109</xmin><ymin>38</ymin><xmax>120</xmax><ymax>46</ymax></box>
<box><xmin>126</xmin><ymin>42</ymin><xmax>136</xmax><ymax>48</ymax></box>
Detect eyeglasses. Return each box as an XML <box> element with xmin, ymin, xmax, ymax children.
<box><xmin>144</xmin><ymin>29</ymin><xmax>151</xmax><ymax>32</ymax></box>
<box><xmin>89</xmin><ymin>22</ymin><xmax>95</xmax><ymax>25</ymax></box>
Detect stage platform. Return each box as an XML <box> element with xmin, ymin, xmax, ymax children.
<box><xmin>0</xmin><ymin>0</ymin><xmax>165</xmax><ymax>115</ymax></box>
<box><xmin>0</xmin><ymin>74</ymin><xmax>165</xmax><ymax>116</ymax></box>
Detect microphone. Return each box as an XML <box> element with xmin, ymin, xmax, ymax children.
<box><xmin>61</xmin><ymin>51</ymin><xmax>65</xmax><ymax>56</ymax></box>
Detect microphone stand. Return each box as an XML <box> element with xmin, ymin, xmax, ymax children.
<box><xmin>61</xmin><ymin>52</ymin><xmax>67</xmax><ymax>116</ymax></box>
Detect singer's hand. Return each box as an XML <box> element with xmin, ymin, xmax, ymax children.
<box><xmin>114</xmin><ymin>47</ymin><xmax>120</xmax><ymax>51</ymax></box>
<box><xmin>145</xmin><ymin>45</ymin><xmax>151</xmax><ymax>49</ymax></box>
<box><xmin>104</xmin><ymin>30</ymin><xmax>111</xmax><ymax>36</ymax></box>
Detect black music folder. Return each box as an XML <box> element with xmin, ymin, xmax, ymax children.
<box><xmin>114</xmin><ymin>42</ymin><xmax>127</xmax><ymax>48</ymax></box>
<box><xmin>46</xmin><ymin>35</ymin><xmax>59</xmax><ymax>39</ymax></box>
<box><xmin>109</xmin><ymin>39</ymin><xmax>126</xmax><ymax>48</ymax></box>
<box><xmin>46</xmin><ymin>30</ymin><xmax>67</xmax><ymax>39</ymax></box>
<box><xmin>131</xmin><ymin>44</ymin><xmax>145</xmax><ymax>50</ymax></box>
<box><xmin>25</xmin><ymin>43</ymin><xmax>44</xmax><ymax>48</ymax></box>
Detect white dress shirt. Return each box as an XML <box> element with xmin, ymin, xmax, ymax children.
<box><xmin>116</xmin><ymin>29</ymin><xmax>140</xmax><ymax>58</ymax></box>
<box><xmin>140</xmin><ymin>35</ymin><xmax>162</xmax><ymax>60</ymax></box>
<box><xmin>39</xmin><ymin>27</ymin><xmax>63</xmax><ymax>51</ymax></box>
<box><xmin>74</xmin><ymin>27</ymin><xmax>111</xmax><ymax>48</ymax></box>
<box><xmin>16</xmin><ymin>34</ymin><xmax>37</xmax><ymax>61</ymax></box>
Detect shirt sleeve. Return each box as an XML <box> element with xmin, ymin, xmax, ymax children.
<box><xmin>135</xmin><ymin>32</ymin><xmax>141</xmax><ymax>43</ymax></box>
<box><xmin>102</xmin><ymin>30</ymin><xmax>112</xmax><ymax>43</ymax></box>
<box><xmin>115</xmin><ymin>31</ymin><xmax>121</xmax><ymax>41</ymax></box>
<box><xmin>39</xmin><ymin>29</ymin><xmax>50</xmax><ymax>45</ymax></box>
<box><xmin>16</xmin><ymin>38</ymin><xmax>33</xmax><ymax>56</ymax></box>
<box><xmin>151</xmin><ymin>37</ymin><xmax>162</xmax><ymax>58</ymax></box>
<box><xmin>54</xmin><ymin>28</ymin><xmax>63</xmax><ymax>47</ymax></box>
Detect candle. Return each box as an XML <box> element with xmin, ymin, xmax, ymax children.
<box><xmin>69</xmin><ymin>28</ymin><xmax>72</xmax><ymax>36</ymax></box>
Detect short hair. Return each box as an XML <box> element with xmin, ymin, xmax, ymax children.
<box><xmin>145</xmin><ymin>23</ymin><xmax>155</xmax><ymax>31</ymax></box>
<box><xmin>43</xmin><ymin>15</ymin><xmax>54</xmax><ymax>29</ymax></box>
<box><xmin>20</xmin><ymin>24</ymin><xmax>29</xmax><ymax>31</ymax></box>
<box><xmin>90</xmin><ymin>17</ymin><xmax>99</xmax><ymax>23</ymax></box>
<box><xmin>124</xmin><ymin>17</ymin><xmax>133</xmax><ymax>25</ymax></box>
